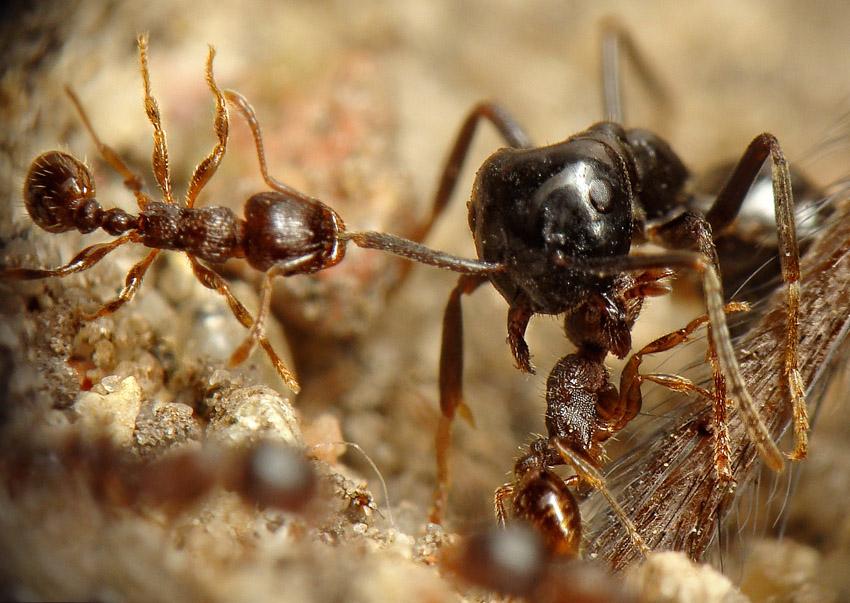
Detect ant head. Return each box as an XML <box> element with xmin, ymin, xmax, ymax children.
<box><xmin>468</xmin><ymin>130</ymin><xmax>635</xmax><ymax>316</ymax></box>
<box><xmin>242</xmin><ymin>191</ymin><xmax>345</xmax><ymax>273</ymax></box>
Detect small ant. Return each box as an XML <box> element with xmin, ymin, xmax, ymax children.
<box><xmin>427</xmin><ymin>20</ymin><xmax>807</xmax><ymax>555</ymax></box>
<box><xmin>0</xmin><ymin>34</ymin><xmax>498</xmax><ymax>394</ymax></box>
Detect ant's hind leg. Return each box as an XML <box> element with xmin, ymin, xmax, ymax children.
<box><xmin>84</xmin><ymin>249</ymin><xmax>159</xmax><ymax>320</ymax></box>
<box><xmin>185</xmin><ymin>45</ymin><xmax>229</xmax><ymax>208</ymax></box>
<box><xmin>187</xmin><ymin>256</ymin><xmax>301</xmax><ymax>394</ymax></box>
<box><xmin>430</xmin><ymin>272</ymin><xmax>488</xmax><ymax>525</ymax></box>
<box><xmin>64</xmin><ymin>86</ymin><xmax>153</xmax><ymax>209</ymax></box>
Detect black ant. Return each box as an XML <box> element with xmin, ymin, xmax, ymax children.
<box><xmin>0</xmin><ymin>34</ymin><xmax>498</xmax><ymax>394</ymax></box>
<box><xmin>427</xmin><ymin>20</ymin><xmax>807</xmax><ymax>556</ymax></box>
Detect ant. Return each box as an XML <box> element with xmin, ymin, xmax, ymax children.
<box><xmin>427</xmin><ymin>19</ymin><xmax>807</xmax><ymax>555</ymax></box>
<box><xmin>0</xmin><ymin>34</ymin><xmax>499</xmax><ymax>394</ymax></box>
<box><xmin>493</xmin><ymin>301</ymin><xmax>748</xmax><ymax>557</ymax></box>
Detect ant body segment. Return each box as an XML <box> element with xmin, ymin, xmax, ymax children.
<box><xmin>428</xmin><ymin>22</ymin><xmax>806</xmax><ymax>556</ymax></box>
<box><xmin>1</xmin><ymin>35</ymin><xmax>498</xmax><ymax>394</ymax></box>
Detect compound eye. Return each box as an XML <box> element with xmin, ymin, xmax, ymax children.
<box><xmin>588</xmin><ymin>178</ymin><xmax>613</xmax><ymax>213</ymax></box>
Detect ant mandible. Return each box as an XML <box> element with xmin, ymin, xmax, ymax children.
<box><xmin>428</xmin><ymin>20</ymin><xmax>807</xmax><ymax>535</ymax></box>
<box><xmin>1</xmin><ymin>34</ymin><xmax>499</xmax><ymax>394</ymax></box>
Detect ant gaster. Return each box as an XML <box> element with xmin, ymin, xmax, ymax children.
<box><xmin>1</xmin><ymin>35</ymin><xmax>499</xmax><ymax>394</ymax></box>
<box><xmin>428</xmin><ymin>21</ymin><xmax>807</xmax><ymax>555</ymax></box>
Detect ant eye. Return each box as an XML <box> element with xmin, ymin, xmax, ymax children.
<box><xmin>588</xmin><ymin>179</ymin><xmax>613</xmax><ymax>213</ymax></box>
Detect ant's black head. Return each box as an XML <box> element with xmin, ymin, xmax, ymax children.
<box><xmin>468</xmin><ymin>125</ymin><xmax>636</xmax><ymax>315</ymax></box>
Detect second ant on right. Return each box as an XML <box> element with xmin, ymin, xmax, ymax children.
<box><xmin>429</xmin><ymin>20</ymin><xmax>811</xmax><ymax>557</ymax></box>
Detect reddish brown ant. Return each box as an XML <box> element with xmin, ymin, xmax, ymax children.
<box><xmin>427</xmin><ymin>21</ymin><xmax>806</xmax><ymax>558</ymax></box>
<box><xmin>0</xmin><ymin>34</ymin><xmax>497</xmax><ymax>394</ymax></box>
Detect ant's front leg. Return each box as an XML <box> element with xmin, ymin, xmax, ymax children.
<box><xmin>419</xmin><ymin>103</ymin><xmax>533</xmax><ymax>243</ymax></box>
<box><xmin>706</xmin><ymin>133</ymin><xmax>805</xmax><ymax>461</ymax></box>
<box><xmin>650</xmin><ymin>134</ymin><xmax>804</xmax><ymax>463</ymax></box>
<box><xmin>614</xmin><ymin>302</ymin><xmax>749</xmax><ymax>479</ymax></box>
<box><xmin>430</xmin><ymin>272</ymin><xmax>488</xmax><ymax>525</ymax></box>
<box><xmin>507</xmin><ymin>301</ymin><xmax>535</xmax><ymax>374</ymax></box>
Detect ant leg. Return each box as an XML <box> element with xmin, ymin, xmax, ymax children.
<box><xmin>343</xmin><ymin>103</ymin><xmax>534</xmax><ymax>277</ymax></box>
<box><xmin>185</xmin><ymin>45</ymin><xmax>229</xmax><ymax>208</ymax></box>
<box><xmin>223</xmin><ymin>89</ymin><xmax>313</xmax><ymax>201</ymax></box>
<box><xmin>494</xmin><ymin>483</ymin><xmax>515</xmax><ymax>527</ymax></box>
<box><xmin>417</xmin><ymin>103</ymin><xmax>533</xmax><ymax>243</ymax></box>
<box><xmin>187</xmin><ymin>256</ymin><xmax>300</xmax><ymax>393</ymax></box>
<box><xmin>63</xmin><ymin>86</ymin><xmax>153</xmax><ymax>209</ymax></box>
<box><xmin>84</xmin><ymin>249</ymin><xmax>159</xmax><ymax>320</ymax></box>
<box><xmin>550</xmin><ymin>437</ymin><xmax>649</xmax><ymax>556</ymax></box>
<box><xmin>507</xmin><ymin>301</ymin><xmax>535</xmax><ymax>374</ymax></box>
<box><xmin>138</xmin><ymin>33</ymin><xmax>174</xmax><ymax>204</ymax></box>
<box><xmin>706</xmin><ymin>133</ymin><xmax>805</xmax><ymax>461</ymax></box>
<box><xmin>225</xmin><ymin>88</ymin><xmax>502</xmax><ymax>276</ymax></box>
<box><xmin>554</xmin><ymin>251</ymin><xmax>785</xmax><ymax>473</ymax></box>
<box><xmin>598</xmin><ymin>17</ymin><xmax>670</xmax><ymax>125</ymax></box>
<box><xmin>228</xmin><ymin>255</ymin><xmax>315</xmax><ymax>368</ymax></box>
<box><xmin>615</xmin><ymin>302</ymin><xmax>749</xmax><ymax>479</ymax></box>
<box><xmin>0</xmin><ymin>234</ymin><xmax>135</xmax><ymax>280</ymax></box>
<box><xmin>648</xmin><ymin>212</ymin><xmax>740</xmax><ymax>478</ymax></box>
<box><xmin>430</xmin><ymin>272</ymin><xmax>489</xmax><ymax>525</ymax></box>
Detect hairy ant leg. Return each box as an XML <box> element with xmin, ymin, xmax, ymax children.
<box><xmin>187</xmin><ymin>256</ymin><xmax>300</xmax><ymax>392</ymax></box>
<box><xmin>185</xmin><ymin>42</ymin><xmax>229</xmax><ymax>208</ymax></box>
<box><xmin>84</xmin><ymin>249</ymin><xmax>160</xmax><ymax>320</ymax></box>
<box><xmin>602</xmin><ymin>23</ymin><xmax>805</xmax><ymax>465</ymax></box>
<box><xmin>708</xmin><ymin>134</ymin><xmax>805</xmax><ymax>460</ymax></box>
<box><xmin>644</xmin><ymin>136</ymin><xmax>804</xmax><ymax>464</ymax></box>
<box><xmin>228</xmin><ymin>256</ymin><xmax>317</xmax><ymax>367</ymax></box>
<box><xmin>1</xmin><ymin>233</ymin><xmax>136</xmax><ymax>281</ymax></box>
<box><xmin>138</xmin><ymin>33</ymin><xmax>174</xmax><ymax>205</ymax></box>
<box><xmin>618</xmin><ymin>302</ymin><xmax>749</xmax><ymax>478</ymax></box>
<box><xmin>64</xmin><ymin>87</ymin><xmax>151</xmax><ymax>208</ymax></box>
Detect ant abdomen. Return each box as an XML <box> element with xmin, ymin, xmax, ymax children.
<box><xmin>24</xmin><ymin>151</ymin><xmax>99</xmax><ymax>234</ymax></box>
<box><xmin>242</xmin><ymin>192</ymin><xmax>345</xmax><ymax>273</ymax></box>
<box><xmin>510</xmin><ymin>467</ymin><xmax>581</xmax><ymax>557</ymax></box>
<box><xmin>24</xmin><ymin>151</ymin><xmax>138</xmax><ymax>237</ymax></box>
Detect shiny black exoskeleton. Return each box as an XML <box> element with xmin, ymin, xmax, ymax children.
<box><xmin>471</xmin><ymin>122</ymin><xmax>687</xmax><ymax>358</ymax></box>
<box><xmin>431</xmin><ymin>24</ymin><xmax>806</xmax><ymax>547</ymax></box>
